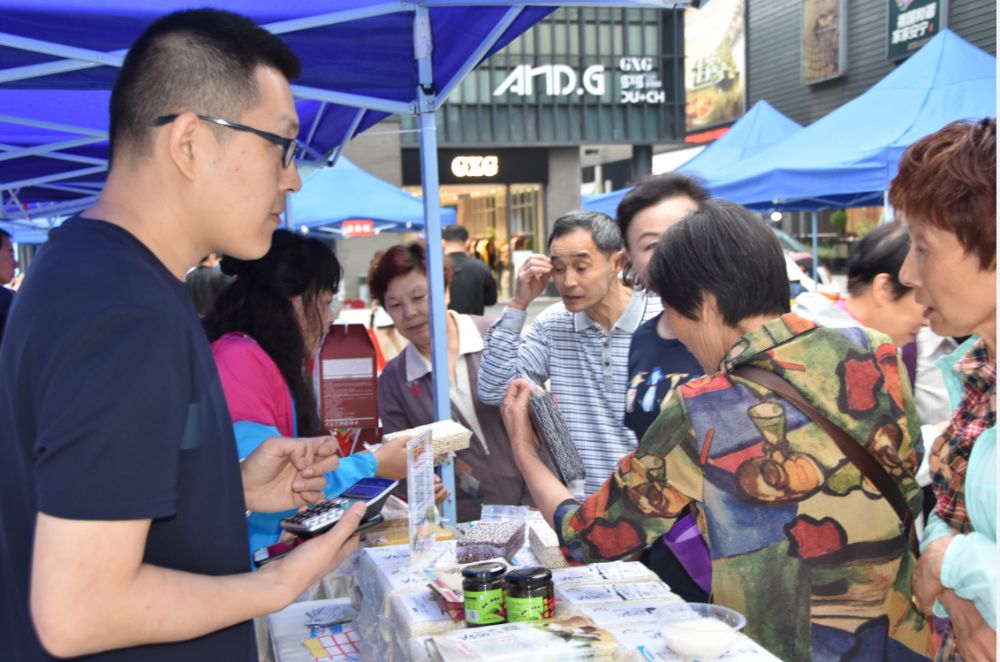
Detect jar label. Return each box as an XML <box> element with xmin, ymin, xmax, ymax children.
<box><xmin>505</xmin><ymin>594</ymin><xmax>555</xmax><ymax>622</ymax></box>
<box><xmin>464</xmin><ymin>588</ymin><xmax>505</xmax><ymax>625</ymax></box>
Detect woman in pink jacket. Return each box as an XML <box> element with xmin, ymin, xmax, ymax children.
<box><xmin>205</xmin><ymin>230</ymin><xmax>406</xmax><ymax>558</ymax></box>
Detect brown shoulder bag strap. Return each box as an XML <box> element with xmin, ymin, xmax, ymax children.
<box><xmin>732</xmin><ymin>364</ymin><xmax>920</xmax><ymax>558</ymax></box>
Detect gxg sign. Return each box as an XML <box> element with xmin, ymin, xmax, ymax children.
<box><xmin>493</xmin><ymin>57</ymin><xmax>666</xmax><ymax>105</ymax></box>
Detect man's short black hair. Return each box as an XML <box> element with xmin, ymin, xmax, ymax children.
<box><xmin>546</xmin><ymin>210</ymin><xmax>622</xmax><ymax>255</ymax></box>
<box><xmin>0</xmin><ymin>229</ymin><xmax>10</xmax><ymax>244</ymax></box>
<box><xmin>648</xmin><ymin>200</ymin><xmax>790</xmax><ymax>326</ymax></box>
<box><xmin>442</xmin><ymin>224</ymin><xmax>470</xmax><ymax>243</ymax></box>
<box><xmin>616</xmin><ymin>173</ymin><xmax>710</xmax><ymax>248</ymax></box>
<box><xmin>109</xmin><ymin>8</ymin><xmax>301</xmax><ymax>162</ymax></box>
<box><xmin>846</xmin><ymin>222</ymin><xmax>911</xmax><ymax>300</ymax></box>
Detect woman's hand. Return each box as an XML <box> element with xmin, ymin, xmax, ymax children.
<box><xmin>912</xmin><ymin>535</ymin><xmax>952</xmax><ymax>615</ymax></box>
<box><xmin>938</xmin><ymin>589</ymin><xmax>997</xmax><ymax>662</ymax></box>
<box><xmin>500</xmin><ymin>378</ymin><xmax>542</xmax><ymax>459</ymax></box>
<box><xmin>372</xmin><ymin>435</ymin><xmax>409</xmax><ymax>480</ymax></box>
<box><xmin>500</xmin><ymin>378</ymin><xmax>573</xmax><ymax>528</ymax></box>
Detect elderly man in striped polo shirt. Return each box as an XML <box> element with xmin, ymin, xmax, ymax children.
<box><xmin>478</xmin><ymin>211</ymin><xmax>659</xmax><ymax>496</ymax></box>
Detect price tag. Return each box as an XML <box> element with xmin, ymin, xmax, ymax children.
<box><xmin>407</xmin><ymin>429</ymin><xmax>437</xmax><ymax>567</ymax></box>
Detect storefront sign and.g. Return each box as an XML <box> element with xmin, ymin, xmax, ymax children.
<box><xmin>888</xmin><ymin>0</ymin><xmax>947</xmax><ymax>60</ymax></box>
<box><xmin>492</xmin><ymin>57</ymin><xmax>666</xmax><ymax>105</ymax></box>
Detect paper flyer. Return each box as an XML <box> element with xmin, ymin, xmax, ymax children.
<box><xmin>407</xmin><ymin>429</ymin><xmax>437</xmax><ymax>566</ymax></box>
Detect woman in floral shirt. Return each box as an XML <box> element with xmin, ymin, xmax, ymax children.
<box><xmin>500</xmin><ymin>201</ymin><xmax>931</xmax><ymax>661</ymax></box>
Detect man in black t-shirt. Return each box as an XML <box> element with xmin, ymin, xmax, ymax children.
<box><xmin>443</xmin><ymin>224</ymin><xmax>497</xmax><ymax>315</ymax></box>
<box><xmin>0</xmin><ymin>11</ymin><xmax>364</xmax><ymax>661</ymax></box>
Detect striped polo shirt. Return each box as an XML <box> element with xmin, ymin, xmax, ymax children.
<box><xmin>478</xmin><ymin>292</ymin><xmax>661</xmax><ymax>495</ymax></box>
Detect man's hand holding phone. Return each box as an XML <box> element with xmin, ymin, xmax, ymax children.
<box><xmin>256</xmin><ymin>502</ymin><xmax>366</xmax><ymax>597</ymax></box>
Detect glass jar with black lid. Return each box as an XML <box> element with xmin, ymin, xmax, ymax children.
<box><xmin>461</xmin><ymin>561</ymin><xmax>507</xmax><ymax>626</ymax></box>
<box><xmin>504</xmin><ymin>566</ymin><xmax>554</xmax><ymax>622</ymax></box>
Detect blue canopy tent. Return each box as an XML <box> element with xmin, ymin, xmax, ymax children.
<box><xmin>290</xmin><ymin>157</ymin><xmax>456</xmax><ymax>235</ymax></box>
<box><xmin>709</xmin><ymin>29</ymin><xmax>996</xmax><ymax>210</ymax></box>
<box><xmin>4</xmin><ymin>156</ymin><xmax>459</xmax><ymax>242</ymax></box>
<box><xmin>582</xmin><ymin>99</ymin><xmax>803</xmax><ymax>218</ymax></box>
<box><xmin>0</xmin><ymin>0</ymin><xmax>695</xmax><ymax>520</ymax></box>
<box><xmin>707</xmin><ymin>29</ymin><xmax>995</xmax><ymax>278</ymax></box>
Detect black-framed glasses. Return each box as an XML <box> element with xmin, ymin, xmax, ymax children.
<box><xmin>149</xmin><ymin>113</ymin><xmax>318</xmax><ymax>169</ymax></box>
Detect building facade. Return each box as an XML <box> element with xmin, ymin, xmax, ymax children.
<box><xmin>747</xmin><ymin>0</ymin><xmax>994</xmax><ymax>126</ymax></box>
<box><xmin>339</xmin><ymin>1</ymin><xmax>995</xmax><ymax>296</ymax></box>
<box><xmin>345</xmin><ymin>6</ymin><xmax>691</xmax><ymax>300</ymax></box>
<box><xmin>743</xmin><ymin>0</ymin><xmax>995</xmax><ymax>242</ymax></box>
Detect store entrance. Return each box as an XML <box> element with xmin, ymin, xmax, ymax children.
<box><xmin>407</xmin><ymin>183</ymin><xmax>545</xmax><ymax>301</ymax></box>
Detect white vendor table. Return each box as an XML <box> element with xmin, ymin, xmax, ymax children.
<box><xmin>263</xmin><ymin>517</ymin><xmax>781</xmax><ymax>662</ymax></box>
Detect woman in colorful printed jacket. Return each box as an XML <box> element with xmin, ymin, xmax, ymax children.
<box><xmin>501</xmin><ymin>200</ymin><xmax>931</xmax><ymax>661</ymax></box>
<box><xmin>895</xmin><ymin>119</ymin><xmax>996</xmax><ymax>662</ymax></box>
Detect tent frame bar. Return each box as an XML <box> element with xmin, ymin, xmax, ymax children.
<box><xmin>434</xmin><ymin>6</ymin><xmax>523</xmax><ymax>106</ymax></box>
<box><xmin>5</xmin><ymin>166</ymin><xmax>107</xmax><ymax>192</ymax></box>
<box><xmin>328</xmin><ymin>108</ymin><xmax>367</xmax><ymax>168</ymax></box>
<box><xmin>413</xmin><ymin>4</ymin><xmax>458</xmax><ymax>523</ymax></box>
<box><xmin>0</xmin><ymin>136</ymin><xmax>106</xmax><ymax>163</ymax></box>
<box><xmin>0</xmin><ymin>142</ymin><xmax>107</xmax><ymax>167</ymax></box>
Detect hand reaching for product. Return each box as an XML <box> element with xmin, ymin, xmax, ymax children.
<box><xmin>433</xmin><ymin>474</ymin><xmax>451</xmax><ymax>504</ymax></box>
<box><xmin>372</xmin><ymin>435</ymin><xmax>408</xmax><ymax>480</ymax></box>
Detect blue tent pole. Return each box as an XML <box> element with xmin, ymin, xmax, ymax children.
<box><xmin>415</xmin><ymin>6</ymin><xmax>457</xmax><ymax>523</ymax></box>
<box><xmin>810</xmin><ymin>211</ymin><xmax>819</xmax><ymax>282</ymax></box>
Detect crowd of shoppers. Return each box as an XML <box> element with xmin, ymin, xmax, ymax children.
<box><xmin>0</xmin><ymin>6</ymin><xmax>992</xmax><ymax>660</ymax></box>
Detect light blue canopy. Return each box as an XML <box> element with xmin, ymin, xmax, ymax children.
<box><xmin>679</xmin><ymin>100</ymin><xmax>802</xmax><ymax>180</ymax></box>
<box><xmin>582</xmin><ymin>99</ymin><xmax>803</xmax><ymax>218</ymax></box>
<box><xmin>709</xmin><ymin>29</ymin><xmax>996</xmax><ymax>210</ymax></box>
<box><xmin>290</xmin><ymin>158</ymin><xmax>456</xmax><ymax>234</ymax></box>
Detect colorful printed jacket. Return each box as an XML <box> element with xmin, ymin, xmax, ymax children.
<box><xmin>556</xmin><ymin>313</ymin><xmax>931</xmax><ymax>662</ymax></box>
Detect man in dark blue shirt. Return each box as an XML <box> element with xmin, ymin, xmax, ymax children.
<box><xmin>615</xmin><ymin>174</ymin><xmax>711</xmax><ymax>603</ymax></box>
<box><xmin>0</xmin><ymin>10</ymin><xmax>363</xmax><ymax>661</ymax></box>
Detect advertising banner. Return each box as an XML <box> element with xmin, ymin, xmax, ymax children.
<box><xmin>888</xmin><ymin>0</ymin><xmax>948</xmax><ymax>60</ymax></box>
<box><xmin>684</xmin><ymin>0</ymin><xmax>746</xmax><ymax>133</ymax></box>
<box><xmin>803</xmin><ymin>0</ymin><xmax>847</xmax><ymax>84</ymax></box>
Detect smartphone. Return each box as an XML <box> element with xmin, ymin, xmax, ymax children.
<box><xmin>253</xmin><ymin>513</ymin><xmax>386</xmax><ymax>568</ymax></box>
<box><xmin>279</xmin><ymin>477</ymin><xmax>398</xmax><ymax>536</ymax></box>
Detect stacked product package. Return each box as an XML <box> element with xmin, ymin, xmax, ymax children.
<box><xmin>353</xmin><ymin>541</ymin><xmax>462</xmax><ymax>661</ymax></box>
<box><xmin>348</xmin><ymin>519</ymin><xmax>781</xmax><ymax>661</ymax></box>
<box><xmin>422</xmin><ymin>555</ymin><xmax>781</xmax><ymax>661</ymax></box>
